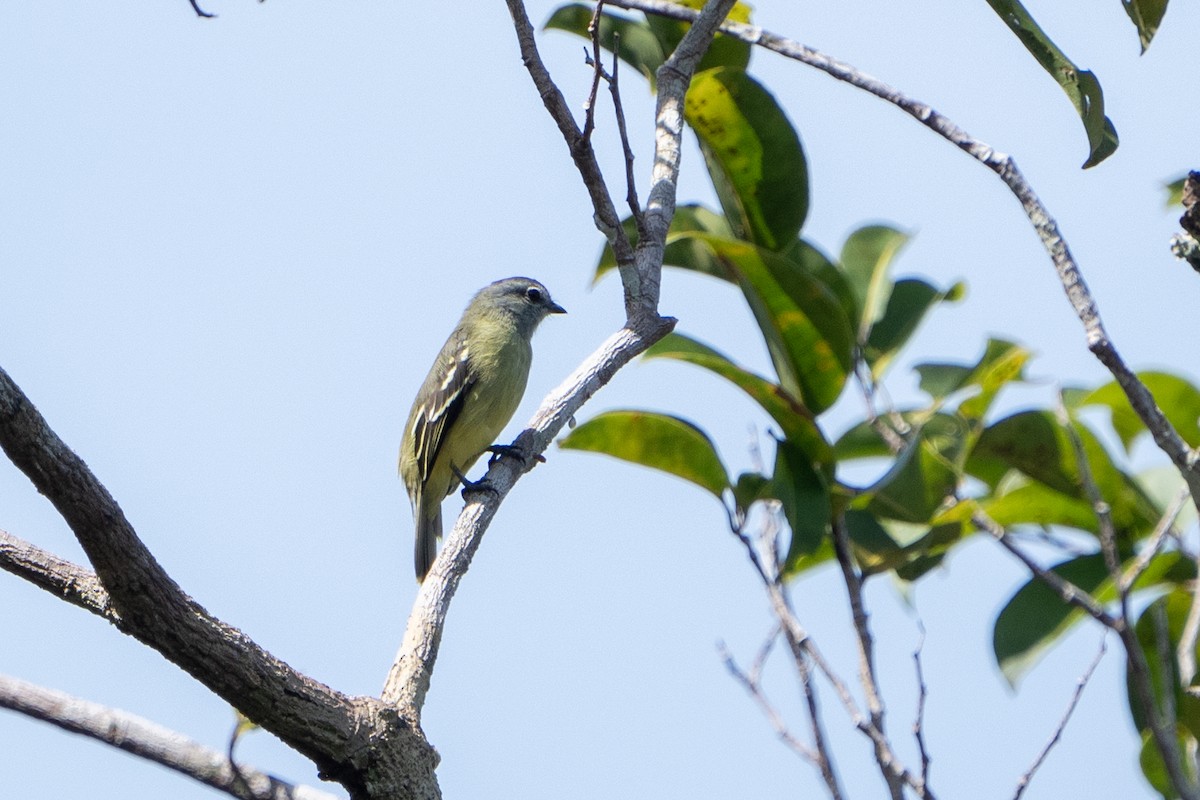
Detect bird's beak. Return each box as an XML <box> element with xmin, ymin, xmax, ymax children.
<box><xmin>548</xmin><ymin>301</ymin><xmax>567</xmax><ymax>314</ymax></box>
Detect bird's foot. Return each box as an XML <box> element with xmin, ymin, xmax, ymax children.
<box><xmin>487</xmin><ymin>443</ymin><xmax>546</xmax><ymax>468</ymax></box>
<box><xmin>451</xmin><ymin>464</ymin><xmax>499</xmax><ymax>499</ymax></box>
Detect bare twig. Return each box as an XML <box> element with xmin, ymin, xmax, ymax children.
<box><xmin>502</xmin><ymin>0</ymin><xmax>638</xmax><ymax>302</ymax></box>
<box><xmin>581</xmin><ymin>0</ymin><xmax>607</xmax><ymax>143</ymax></box>
<box><xmin>1012</xmin><ymin>636</ymin><xmax>1108</xmax><ymax>800</ymax></box>
<box><xmin>0</xmin><ymin>529</ymin><xmax>115</xmax><ymax>620</ymax></box>
<box><xmin>1058</xmin><ymin>399</ymin><xmax>1119</xmax><ymax>581</ymax></box>
<box><xmin>831</xmin><ymin>516</ymin><xmax>904</xmax><ymax>800</ymax></box>
<box><xmin>974</xmin><ymin>511</ymin><xmax>1120</xmax><ymax>629</ymax></box>
<box><xmin>608</xmin><ymin>33</ymin><xmax>646</xmax><ymax>235</ymax></box>
<box><xmin>718</xmin><ymin>640</ymin><xmax>822</xmax><ymax>764</ymax></box>
<box><xmin>912</xmin><ymin>622</ymin><xmax>933</xmax><ymax>789</ymax></box>
<box><xmin>0</xmin><ymin>674</ymin><xmax>337</xmax><ymax>800</ymax></box>
<box><xmin>1121</xmin><ymin>485</ymin><xmax>1190</xmax><ymax>594</ymax></box>
<box><xmin>188</xmin><ymin>0</ymin><xmax>215</xmax><ymax>18</ymax></box>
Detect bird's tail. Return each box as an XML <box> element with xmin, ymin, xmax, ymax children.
<box><xmin>414</xmin><ymin>503</ymin><xmax>441</xmax><ymax>583</ymax></box>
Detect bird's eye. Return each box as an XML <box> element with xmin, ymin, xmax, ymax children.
<box><xmin>525</xmin><ymin>286</ymin><xmax>543</xmax><ymax>303</ymax></box>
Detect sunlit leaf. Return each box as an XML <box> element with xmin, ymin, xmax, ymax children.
<box><xmin>915</xmin><ymin>338</ymin><xmax>1028</xmax><ymax>423</ymax></box>
<box><xmin>1081</xmin><ymin>371</ymin><xmax>1200</xmax><ymax>453</ymax></box>
<box><xmin>544</xmin><ymin>5</ymin><xmax>665</xmax><ymax>84</ymax></box>
<box><xmin>680</xmin><ymin>234</ymin><xmax>853</xmax><ymax>413</ymax></box>
<box><xmin>985</xmin><ymin>0</ymin><xmax>1119</xmax><ymax>167</ymax></box>
<box><xmin>644</xmin><ymin>0</ymin><xmax>754</xmax><ymax>74</ymax></box>
<box><xmin>1166</xmin><ymin>174</ymin><xmax>1188</xmax><ymax>208</ymax></box>
<box><xmin>560</xmin><ymin>410</ymin><xmax>729</xmax><ymax>498</ymax></box>
<box><xmin>644</xmin><ymin>333</ymin><xmax>833</xmax><ymax>466</ymax></box>
<box><xmin>856</xmin><ymin>416</ymin><xmax>968</xmax><ymax>524</ymax></box>
<box><xmin>685</xmin><ymin>68</ymin><xmax>809</xmax><ymax>249</ymax></box>
<box><xmin>1121</xmin><ymin>0</ymin><xmax>1170</xmax><ymax>53</ymax></box>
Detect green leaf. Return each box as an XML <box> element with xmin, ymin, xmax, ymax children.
<box><xmin>544</xmin><ymin>5</ymin><xmax>665</xmax><ymax>84</ymax></box>
<box><xmin>994</xmin><ymin>554</ymin><xmax>1107</xmax><ymax>684</ymax></box>
<box><xmin>994</xmin><ymin>553</ymin><xmax>1192</xmax><ymax>685</ymax></box>
<box><xmin>1138</xmin><ymin>466</ymin><xmax>1198</xmax><ymax>532</ymax></box>
<box><xmin>1081</xmin><ymin>371</ymin><xmax>1200</xmax><ymax>453</ymax></box>
<box><xmin>985</xmin><ymin>0</ymin><xmax>1119</xmax><ymax>167</ymax></box>
<box><xmin>864</xmin><ymin>278</ymin><xmax>967</xmax><ymax>380</ymax></box>
<box><xmin>682</xmin><ymin>234</ymin><xmax>853</xmax><ymax>413</ymax></box>
<box><xmin>967</xmin><ymin>410</ymin><xmax>1161</xmax><ymax>539</ymax></box>
<box><xmin>839</xmin><ymin>224</ymin><xmax>911</xmax><ymax>339</ymax></box>
<box><xmin>857</xmin><ymin>416</ymin><xmax>968</xmax><ymax>524</ymax></box>
<box><xmin>1121</xmin><ymin>0</ymin><xmax>1169</xmax><ymax>53</ymax></box>
<box><xmin>915</xmin><ymin>338</ymin><xmax>1028</xmax><ymax>423</ymax></box>
<box><xmin>594</xmin><ymin>204</ymin><xmax>734</xmax><ymax>283</ymax></box>
<box><xmin>1166</xmin><ymin>174</ymin><xmax>1188</xmax><ymax>208</ymax></box>
<box><xmin>1129</xmin><ymin>592</ymin><xmax>1200</xmax><ymax>742</ymax></box>
<box><xmin>643</xmin><ymin>333</ymin><xmax>833</xmax><ymax>465</ymax></box>
<box><xmin>844</xmin><ymin>510</ymin><xmax>905</xmax><ymax>575</ymax></box>
<box><xmin>775</xmin><ymin>439</ymin><xmax>832</xmax><ymax>571</ymax></box>
<box><xmin>1138</xmin><ymin>726</ymin><xmax>1196</xmax><ymax>800</ymax></box>
<box><xmin>644</xmin><ymin>0</ymin><xmax>754</xmax><ymax>74</ymax></box>
<box><xmin>560</xmin><ymin>410</ymin><xmax>729</xmax><ymax>498</ymax></box>
<box><xmin>783</xmin><ymin>238</ymin><xmax>857</xmax><ymax>327</ymax></box>
<box><xmin>733</xmin><ymin>471</ymin><xmax>771</xmax><ymax>517</ymax></box>
<box><xmin>685</xmin><ymin>68</ymin><xmax>809</xmax><ymax>249</ymax></box>
<box><xmin>981</xmin><ymin>481</ymin><xmax>1100</xmax><ymax>532</ymax></box>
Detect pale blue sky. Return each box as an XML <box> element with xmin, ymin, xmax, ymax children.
<box><xmin>1</xmin><ymin>1</ymin><xmax>1197</xmax><ymax>798</ymax></box>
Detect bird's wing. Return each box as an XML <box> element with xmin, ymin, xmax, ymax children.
<box><xmin>410</xmin><ymin>327</ymin><xmax>475</xmax><ymax>492</ymax></box>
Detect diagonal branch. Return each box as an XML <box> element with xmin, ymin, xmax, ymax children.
<box><xmin>382</xmin><ymin>0</ymin><xmax>734</xmax><ymax>725</ymax></box>
<box><xmin>0</xmin><ymin>529</ymin><xmax>115</xmax><ymax>620</ymax></box>
<box><xmin>0</xmin><ymin>367</ymin><xmax>430</xmax><ymax>795</ymax></box>
<box><xmin>609</xmin><ymin>0</ymin><xmax>1200</xmax><ymax>513</ymax></box>
<box><xmin>0</xmin><ymin>673</ymin><xmax>338</xmax><ymax>800</ymax></box>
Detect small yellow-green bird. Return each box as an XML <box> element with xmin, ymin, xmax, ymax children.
<box><xmin>400</xmin><ymin>277</ymin><xmax>566</xmax><ymax>582</ymax></box>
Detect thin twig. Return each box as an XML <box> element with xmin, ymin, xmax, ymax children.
<box><xmin>1121</xmin><ymin>485</ymin><xmax>1190</xmax><ymax>594</ymax></box>
<box><xmin>912</xmin><ymin>622</ymin><xmax>933</xmax><ymax>789</ymax></box>
<box><xmin>188</xmin><ymin>0</ymin><xmax>215</xmax><ymax>17</ymax></box>
<box><xmin>974</xmin><ymin>511</ymin><xmax>1120</xmax><ymax>629</ymax></box>
<box><xmin>831</xmin><ymin>515</ymin><xmax>904</xmax><ymax>800</ymax></box>
<box><xmin>1012</xmin><ymin>636</ymin><xmax>1108</xmax><ymax>800</ymax></box>
<box><xmin>718</xmin><ymin>641</ymin><xmax>821</xmax><ymax>764</ymax></box>
<box><xmin>608</xmin><ymin>32</ymin><xmax>646</xmax><ymax>235</ymax></box>
<box><xmin>581</xmin><ymin>0</ymin><xmax>607</xmax><ymax>143</ymax></box>
<box><xmin>1058</xmin><ymin>398</ymin><xmax>1119</xmax><ymax>582</ymax></box>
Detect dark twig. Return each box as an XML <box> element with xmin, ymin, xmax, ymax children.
<box><xmin>609</xmin><ymin>33</ymin><xmax>646</xmax><ymax>235</ymax></box>
<box><xmin>912</xmin><ymin>622</ymin><xmax>933</xmax><ymax>790</ymax></box>
<box><xmin>188</xmin><ymin>0</ymin><xmax>215</xmax><ymax>17</ymax></box>
<box><xmin>581</xmin><ymin>0</ymin><xmax>607</xmax><ymax>143</ymax></box>
<box><xmin>1012</xmin><ymin>636</ymin><xmax>1108</xmax><ymax>800</ymax></box>
<box><xmin>831</xmin><ymin>516</ymin><xmax>904</xmax><ymax>800</ymax></box>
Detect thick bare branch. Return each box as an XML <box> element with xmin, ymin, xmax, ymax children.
<box><xmin>0</xmin><ymin>366</ymin><xmax>433</xmax><ymax>796</ymax></box>
<box><xmin>0</xmin><ymin>674</ymin><xmax>337</xmax><ymax>800</ymax></box>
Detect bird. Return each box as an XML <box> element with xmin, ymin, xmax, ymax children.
<box><xmin>399</xmin><ymin>277</ymin><xmax>566</xmax><ymax>582</ymax></box>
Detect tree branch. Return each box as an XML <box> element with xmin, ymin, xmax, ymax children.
<box><xmin>0</xmin><ymin>529</ymin><xmax>115</xmax><ymax>620</ymax></box>
<box><xmin>0</xmin><ymin>366</ymin><xmax>434</xmax><ymax>797</ymax></box>
<box><xmin>382</xmin><ymin>0</ymin><xmax>734</xmax><ymax>725</ymax></box>
<box><xmin>0</xmin><ymin>674</ymin><xmax>338</xmax><ymax>800</ymax></box>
